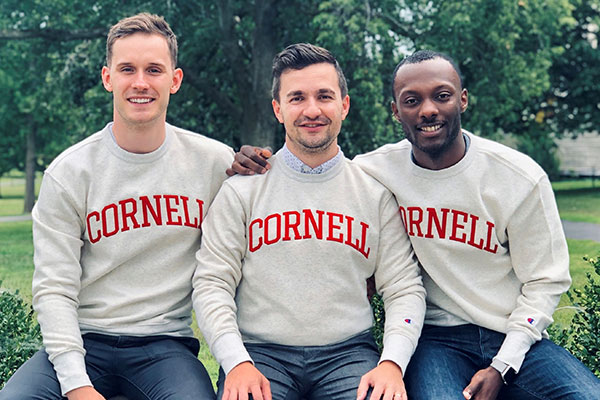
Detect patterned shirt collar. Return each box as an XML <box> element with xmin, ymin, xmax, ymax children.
<box><xmin>281</xmin><ymin>143</ymin><xmax>343</xmax><ymax>174</ymax></box>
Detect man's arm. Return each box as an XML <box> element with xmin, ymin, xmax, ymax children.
<box><xmin>31</xmin><ymin>172</ymin><xmax>93</xmax><ymax>396</ymax></box>
<box><xmin>360</xmin><ymin>190</ymin><xmax>426</xmax><ymax>399</ymax></box>
<box><xmin>192</xmin><ymin>181</ymin><xmax>271</xmax><ymax>400</ymax></box>
<box><xmin>463</xmin><ymin>176</ymin><xmax>570</xmax><ymax>400</ymax></box>
<box><xmin>226</xmin><ymin>146</ymin><xmax>272</xmax><ymax>176</ymax></box>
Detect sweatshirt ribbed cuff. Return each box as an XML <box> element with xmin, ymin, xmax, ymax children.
<box><xmin>379</xmin><ymin>333</ymin><xmax>415</xmax><ymax>374</ymax></box>
<box><xmin>493</xmin><ymin>330</ymin><xmax>536</xmax><ymax>372</ymax></box>
<box><xmin>212</xmin><ymin>332</ymin><xmax>253</xmax><ymax>374</ymax></box>
<box><xmin>51</xmin><ymin>350</ymin><xmax>92</xmax><ymax>396</ymax></box>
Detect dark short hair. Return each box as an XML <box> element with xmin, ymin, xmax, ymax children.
<box><xmin>106</xmin><ymin>12</ymin><xmax>178</xmax><ymax>68</ymax></box>
<box><xmin>271</xmin><ymin>43</ymin><xmax>348</xmax><ymax>101</ymax></box>
<box><xmin>391</xmin><ymin>50</ymin><xmax>463</xmax><ymax>100</ymax></box>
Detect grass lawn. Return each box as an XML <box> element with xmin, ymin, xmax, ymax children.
<box><xmin>0</xmin><ymin>220</ymin><xmax>220</xmax><ymax>384</ymax></box>
<box><xmin>552</xmin><ymin>179</ymin><xmax>600</xmax><ymax>224</ymax></box>
<box><xmin>0</xmin><ymin>173</ymin><xmax>41</xmax><ymax>217</ymax></box>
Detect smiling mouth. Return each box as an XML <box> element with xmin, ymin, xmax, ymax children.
<box><xmin>129</xmin><ymin>97</ymin><xmax>154</xmax><ymax>104</ymax></box>
<box><xmin>300</xmin><ymin>123</ymin><xmax>326</xmax><ymax>128</ymax></box>
<box><xmin>419</xmin><ymin>123</ymin><xmax>443</xmax><ymax>132</ymax></box>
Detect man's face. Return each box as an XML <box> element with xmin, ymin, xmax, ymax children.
<box><xmin>272</xmin><ymin>63</ymin><xmax>349</xmax><ymax>157</ymax></box>
<box><xmin>392</xmin><ymin>58</ymin><xmax>468</xmax><ymax>165</ymax></box>
<box><xmin>101</xmin><ymin>33</ymin><xmax>182</xmax><ymax>130</ymax></box>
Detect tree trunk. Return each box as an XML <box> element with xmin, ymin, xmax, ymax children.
<box><xmin>245</xmin><ymin>0</ymin><xmax>279</xmax><ymax>148</ymax></box>
<box><xmin>23</xmin><ymin>121</ymin><xmax>37</xmax><ymax>213</ymax></box>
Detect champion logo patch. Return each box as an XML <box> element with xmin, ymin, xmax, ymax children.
<box><xmin>404</xmin><ymin>319</ymin><xmax>412</xmax><ymax>324</ymax></box>
<box><xmin>527</xmin><ymin>318</ymin><xmax>535</xmax><ymax>324</ymax></box>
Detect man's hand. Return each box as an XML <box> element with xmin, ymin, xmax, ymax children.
<box><xmin>357</xmin><ymin>360</ymin><xmax>407</xmax><ymax>400</ymax></box>
<box><xmin>66</xmin><ymin>386</ymin><xmax>106</xmax><ymax>400</ymax></box>
<box><xmin>462</xmin><ymin>367</ymin><xmax>503</xmax><ymax>400</ymax></box>
<box><xmin>222</xmin><ymin>361</ymin><xmax>272</xmax><ymax>400</ymax></box>
<box><xmin>226</xmin><ymin>145</ymin><xmax>272</xmax><ymax>177</ymax></box>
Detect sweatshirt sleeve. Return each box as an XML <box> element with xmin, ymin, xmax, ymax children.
<box><xmin>494</xmin><ymin>176</ymin><xmax>571</xmax><ymax>372</ymax></box>
<box><xmin>374</xmin><ymin>192</ymin><xmax>426</xmax><ymax>374</ymax></box>
<box><xmin>31</xmin><ymin>172</ymin><xmax>92</xmax><ymax>395</ymax></box>
<box><xmin>192</xmin><ymin>181</ymin><xmax>252</xmax><ymax>374</ymax></box>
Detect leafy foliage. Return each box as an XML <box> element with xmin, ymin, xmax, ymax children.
<box><xmin>0</xmin><ymin>287</ymin><xmax>42</xmax><ymax>388</ymax></box>
<box><xmin>1</xmin><ymin>0</ymin><xmax>598</xmax><ymax>199</ymax></box>
<box><xmin>371</xmin><ymin>293</ymin><xmax>385</xmax><ymax>351</ymax></box>
<box><xmin>550</xmin><ymin>254</ymin><xmax>600</xmax><ymax>378</ymax></box>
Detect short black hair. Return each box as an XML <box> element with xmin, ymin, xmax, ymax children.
<box><xmin>391</xmin><ymin>50</ymin><xmax>463</xmax><ymax>100</ymax></box>
<box><xmin>271</xmin><ymin>43</ymin><xmax>348</xmax><ymax>101</ymax></box>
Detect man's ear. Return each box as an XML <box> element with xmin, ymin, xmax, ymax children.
<box><xmin>460</xmin><ymin>88</ymin><xmax>468</xmax><ymax>113</ymax></box>
<box><xmin>341</xmin><ymin>95</ymin><xmax>350</xmax><ymax>121</ymax></box>
<box><xmin>101</xmin><ymin>66</ymin><xmax>112</xmax><ymax>92</ymax></box>
<box><xmin>272</xmin><ymin>99</ymin><xmax>284</xmax><ymax>123</ymax></box>
<box><xmin>170</xmin><ymin>68</ymin><xmax>184</xmax><ymax>94</ymax></box>
<box><xmin>391</xmin><ymin>101</ymin><xmax>401</xmax><ymax>123</ymax></box>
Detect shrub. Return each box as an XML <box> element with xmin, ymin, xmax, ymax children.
<box><xmin>0</xmin><ymin>287</ymin><xmax>42</xmax><ymax>388</ymax></box>
<box><xmin>550</xmin><ymin>254</ymin><xmax>600</xmax><ymax>378</ymax></box>
<box><xmin>371</xmin><ymin>293</ymin><xmax>385</xmax><ymax>352</ymax></box>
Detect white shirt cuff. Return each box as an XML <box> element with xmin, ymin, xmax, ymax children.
<box><xmin>493</xmin><ymin>330</ymin><xmax>536</xmax><ymax>372</ymax></box>
<box><xmin>51</xmin><ymin>350</ymin><xmax>92</xmax><ymax>396</ymax></box>
<box><xmin>379</xmin><ymin>333</ymin><xmax>416</xmax><ymax>374</ymax></box>
<box><xmin>212</xmin><ymin>332</ymin><xmax>253</xmax><ymax>374</ymax></box>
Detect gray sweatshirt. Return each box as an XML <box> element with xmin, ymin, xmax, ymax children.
<box><xmin>32</xmin><ymin>122</ymin><xmax>233</xmax><ymax>394</ymax></box>
<box><xmin>193</xmin><ymin>149</ymin><xmax>426</xmax><ymax>375</ymax></box>
<box><xmin>354</xmin><ymin>130</ymin><xmax>571</xmax><ymax>372</ymax></box>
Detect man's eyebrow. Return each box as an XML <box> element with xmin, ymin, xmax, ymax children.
<box><xmin>285</xmin><ymin>90</ymin><xmax>305</xmax><ymax>98</ymax></box>
<box><xmin>399</xmin><ymin>84</ymin><xmax>454</xmax><ymax>96</ymax></box>
<box><xmin>318</xmin><ymin>88</ymin><xmax>336</xmax><ymax>95</ymax></box>
<box><xmin>147</xmin><ymin>62</ymin><xmax>167</xmax><ymax>68</ymax></box>
<box><xmin>114</xmin><ymin>62</ymin><xmax>168</xmax><ymax>69</ymax></box>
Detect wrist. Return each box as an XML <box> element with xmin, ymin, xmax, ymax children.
<box><xmin>490</xmin><ymin>359</ymin><xmax>516</xmax><ymax>385</ymax></box>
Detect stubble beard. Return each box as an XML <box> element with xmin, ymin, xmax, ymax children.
<box><xmin>288</xmin><ymin>118</ymin><xmax>338</xmax><ymax>154</ymax></box>
<box><xmin>404</xmin><ymin>117</ymin><xmax>461</xmax><ymax>160</ymax></box>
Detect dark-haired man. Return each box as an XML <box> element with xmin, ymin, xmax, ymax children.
<box><xmin>193</xmin><ymin>43</ymin><xmax>425</xmax><ymax>400</ymax></box>
<box><xmin>228</xmin><ymin>50</ymin><xmax>600</xmax><ymax>399</ymax></box>
<box><xmin>0</xmin><ymin>13</ymin><xmax>233</xmax><ymax>400</ymax></box>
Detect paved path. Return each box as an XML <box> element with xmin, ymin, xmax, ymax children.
<box><xmin>1</xmin><ymin>214</ymin><xmax>599</xmax><ymax>243</ymax></box>
<box><xmin>0</xmin><ymin>214</ymin><xmax>31</xmax><ymax>222</ymax></box>
<box><xmin>0</xmin><ymin>214</ymin><xmax>32</xmax><ymax>222</ymax></box>
<box><xmin>561</xmin><ymin>220</ymin><xmax>600</xmax><ymax>242</ymax></box>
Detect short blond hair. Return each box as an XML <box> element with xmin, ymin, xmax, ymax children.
<box><xmin>106</xmin><ymin>12</ymin><xmax>177</xmax><ymax>68</ymax></box>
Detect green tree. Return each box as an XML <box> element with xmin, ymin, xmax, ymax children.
<box><xmin>0</xmin><ymin>0</ymin><xmax>591</xmax><ymax>194</ymax></box>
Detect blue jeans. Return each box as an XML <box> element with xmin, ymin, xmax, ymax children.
<box><xmin>0</xmin><ymin>333</ymin><xmax>215</xmax><ymax>400</ymax></box>
<box><xmin>404</xmin><ymin>324</ymin><xmax>600</xmax><ymax>400</ymax></box>
<box><xmin>217</xmin><ymin>331</ymin><xmax>379</xmax><ymax>400</ymax></box>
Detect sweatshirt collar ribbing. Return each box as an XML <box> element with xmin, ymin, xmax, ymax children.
<box><xmin>104</xmin><ymin>122</ymin><xmax>171</xmax><ymax>164</ymax></box>
<box><xmin>409</xmin><ymin>130</ymin><xmax>476</xmax><ymax>179</ymax></box>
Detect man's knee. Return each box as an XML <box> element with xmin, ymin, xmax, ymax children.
<box><xmin>0</xmin><ymin>350</ymin><xmax>62</xmax><ymax>400</ymax></box>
